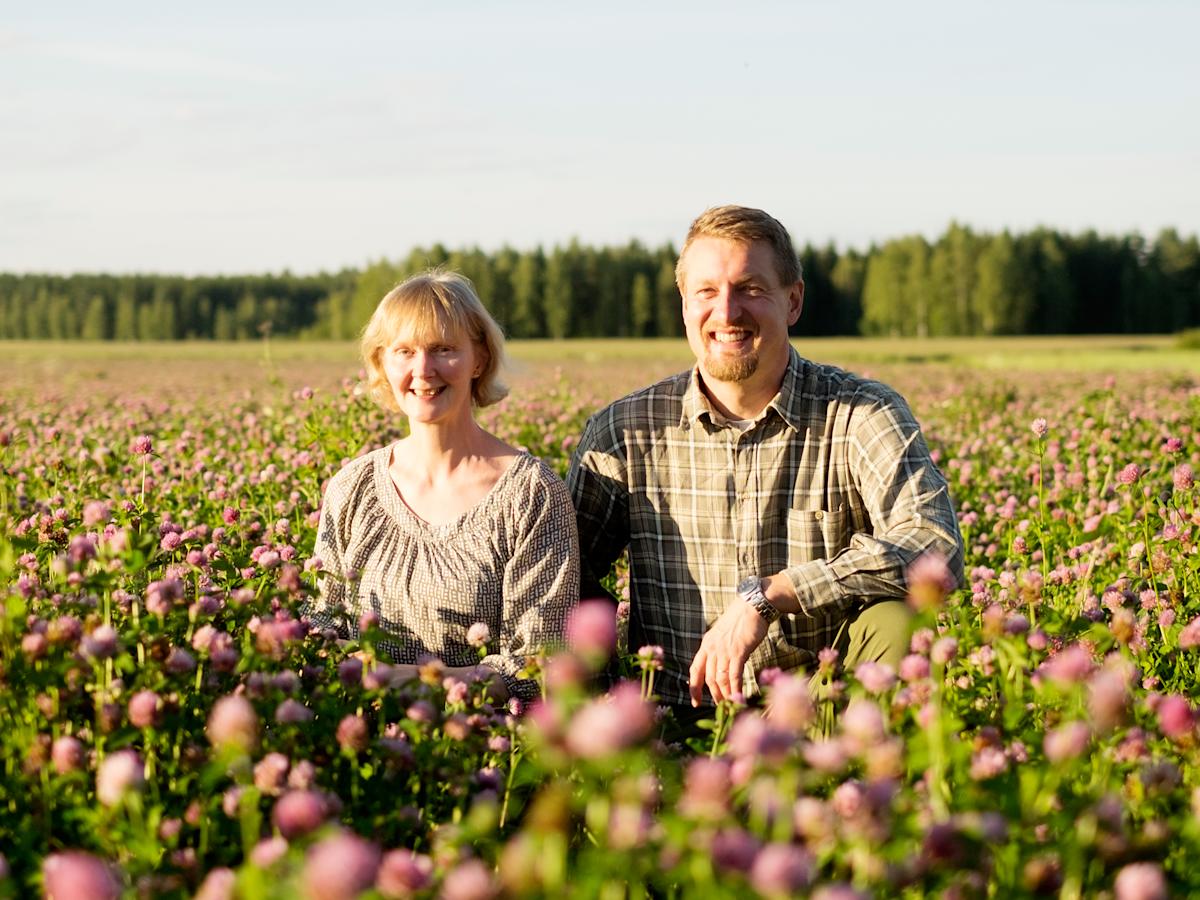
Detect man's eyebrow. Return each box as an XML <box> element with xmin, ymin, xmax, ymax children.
<box><xmin>734</xmin><ymin>274</ymin><xmax>771</xmax><ymax>288</ymax></box>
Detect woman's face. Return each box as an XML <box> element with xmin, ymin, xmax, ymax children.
<box><xmin>381</xmin><ymin>323</ymin><xmax>483</xmax><ymax>428</ymax></box>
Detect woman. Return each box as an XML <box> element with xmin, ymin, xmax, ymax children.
<box><xmin>309</xmin><ymin>271</ymin><xmax>579</xmax><ymax>701</ymax></box>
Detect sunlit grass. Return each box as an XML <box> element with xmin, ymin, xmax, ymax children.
<box><xmin>2</xmin><ymin>334</ymin><xmax>1193</xmax><ymax>366</ymax></box>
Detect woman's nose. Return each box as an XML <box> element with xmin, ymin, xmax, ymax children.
<box><xmin>413</xmin><ymin>350</ymin><xmax>436</xmax><ymax>375</ymax></box>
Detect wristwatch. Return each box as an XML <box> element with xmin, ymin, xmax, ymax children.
<box><xmin>737</xmin><ymin>575</ymin><xmax>780</xmax><ymax>624</ymax></box>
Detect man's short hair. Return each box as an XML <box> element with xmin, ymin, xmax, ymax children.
<box><xmin>675</xmin><ymin>205</ymin><xmax>802</xmax><ymax>291</ymax></box>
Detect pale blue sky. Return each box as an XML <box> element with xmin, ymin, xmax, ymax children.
<box><xmin>2</xmin><ymin>1</ymin><xmax>1196</xmax><ymax>274</ymax></box>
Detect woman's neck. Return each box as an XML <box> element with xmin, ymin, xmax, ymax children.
<box><xmin>401</xmin><ymin>417</ymin><xmax>497</xmax><ymax>476</ymax></box>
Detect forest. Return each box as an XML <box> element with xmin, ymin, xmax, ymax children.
<box><xmin>1</xmin><ymin>224</ymin><xmax>1197</xmax><ymax>340</ymax></box>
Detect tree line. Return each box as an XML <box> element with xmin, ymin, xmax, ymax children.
<box><xmin>1</xmin><ymin>225</ymin><xmax>1196</xmax><ymax>341</ymax></box>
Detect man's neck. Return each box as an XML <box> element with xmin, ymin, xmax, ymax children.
<box><xmin>697</xmin><ymin>354</ymin><xmax>789</xmax><ymax>421</ymax></box>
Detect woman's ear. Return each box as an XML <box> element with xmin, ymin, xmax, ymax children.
<box><xmin>473</xmin><ymin>344</ymin><xmax>489</xmax><ymax>379</ymax></box>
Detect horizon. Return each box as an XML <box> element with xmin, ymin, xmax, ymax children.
<box><xmin>1</xmin><ymin>216</ymin><xmax>1194</xmax><ymax>280</ymax></box>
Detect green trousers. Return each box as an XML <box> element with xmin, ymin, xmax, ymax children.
<box><xmin>817</xmin><ymin>597</ymin><xmax>914</xmax><ymax>680</ymax></box>
<box><xmin>808</xmin><ymin>598</ymin><xmax>913</xmax><ymax>735</ymax></box>
<box><xmin>665</xmin><ymin>599</ymin><xmax>914</xmax><ymax>745</ymax></box>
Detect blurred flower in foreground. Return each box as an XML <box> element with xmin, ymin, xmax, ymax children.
<box><xmin>1113</xmin><ymin>861</ymin><xmax>1167</xmax><ymax>900</ymax></box>
<box><xmin>51</xmin><ymin>736</ymin><xmax>86</xmax><ymax>775</ymax></box>
<box><xmin>96</xmin><ymin>750</ymin><xmax>145</xmax><ymax>807</ymax></box>
<box><xmin>566</xmin><ymin>600</ymin><xmax>617</xmax><ymax>666</ymax></box>
<box><xmin>906</xmin><ymin>552</ymin><xmax>956</xmax><ymax>612</ymax></box>
<box><xmin>750</xmin><ymin>842</ymin><xmax>814</xmax><ymax>896</ymax></box>
<box><xmin>1043</xmin><ymin>722</ymin><xmax>1090</xmax><ymax>763</ymax></box>
<box><xmin>302</xmin><ymin>831</ymin><xmax>381</xmax><ymax>900</ymax></box>
<box><xmin>44</xmin><ymin>852</ymin><xmax>122</xmax><ymax>900</ymax></box>
<box><xmin>563</xmin><ymin>683</ymin><xmax>653</xmax><ymax>758</ymax></box>
<box><xmin>195</xmin><ymin>867</ymin><xmax>236</xmax><ymax>900</ymax></box>
<box><xmin>272</xmin><ymin>790</ymin><xmax>335</xmax><ymax>839</ymax></box>
<box><xmin>440</xmin><ymin>857</ymin><xmax>499</xmax><ymax>900</ymax></box>
<box><xmin>376</xmin><ymin>849</ymin><xmax>434</xmax><ymax>897</ymax></box>
<box><xmin>207</xmin><ymin>694</ymin><xmax>259</xmax><ymax>753</ymax></box>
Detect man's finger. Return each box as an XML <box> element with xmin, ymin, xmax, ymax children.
<box><xmin>689</xmin><ymin>646</ymin><xmax>707</xmax><ymax>707</ymax></box>
<box><xmin>706</xmin><ymin>649</ymin><xmax>723</xmax><ymax>705</ymax></box>
<box><xmin>727</xmin><ymin>655</ymin><xmax>743</xmax><ymax>703</ymax></box>
<box><xmin>700</xmin><ymin>652</ymin><xmax>720</xmax><ymax>710</ymax></box>
<box><xmin>711</xmin><ymin>649</ymin><xmax>732</xmax><ymax>704</ymax></box>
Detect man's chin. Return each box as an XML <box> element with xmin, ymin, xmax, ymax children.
<box><xmin>702</xmin><ymin>352</ymin><xmax>759</xmax><ymax>383</ymax></box>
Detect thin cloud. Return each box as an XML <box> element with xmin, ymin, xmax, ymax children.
<box><xmin>24</xmin><ymin>38</ymin><xmax>285</xmax><ymax>85</ymax></box>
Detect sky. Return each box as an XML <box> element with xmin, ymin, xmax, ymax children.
<box><xmin>2</xmin><ymin>0</ymin><xmax>1197</xmax><ymax>275</ymax></box>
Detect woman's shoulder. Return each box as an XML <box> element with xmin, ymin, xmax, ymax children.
<box><xmin>323</xmin><ymin>445</ymin><xmax>389</xmax><ymax>505</ymax></box>
<box><xmin>502</xmin><ymin>452</ymin><xmax>571</xmax><ymax>507</ymax></box>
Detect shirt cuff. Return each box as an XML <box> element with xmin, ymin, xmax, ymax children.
<box><xmin>783</xmin><ymin>559</ymin><xmax>845</xmax><ymax>617</ymax></box>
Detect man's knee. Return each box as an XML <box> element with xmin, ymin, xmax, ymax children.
<box><xmin>846</xmin><ymin>599</ymin><xmax>913</xmax><ymax>669</ymax></box>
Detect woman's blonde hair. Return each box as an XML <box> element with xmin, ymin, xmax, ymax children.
<box><xmin>361</xmin><ymin>270</ymin><xmax>509</xmax><ymax>411</ymax></box>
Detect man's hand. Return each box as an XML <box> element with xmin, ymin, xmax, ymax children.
<box><xmin>688</xmin><ymin>600</ymin><xmax>770</xmax><ymax>707</ymax></box>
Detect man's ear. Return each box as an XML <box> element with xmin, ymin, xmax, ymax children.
<box><xmin>787</xmin><ymin>279</ymin><xmax>805</xmax><ymax>326</ymax></box>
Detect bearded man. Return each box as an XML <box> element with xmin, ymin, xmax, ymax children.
<box><xmin>566</xmin><ymin>205</ymin><xmax>963</xmax><ymax>731</ymax></box>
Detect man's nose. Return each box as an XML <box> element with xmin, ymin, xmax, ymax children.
<box><xmin>710</xmin><ymin>285</ymin><xmax>740</xmax><ymax>321</ymax></box>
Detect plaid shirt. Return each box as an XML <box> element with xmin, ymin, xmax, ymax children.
<box><xmin>567</xmin><ymin>347</ymin><xmax>964</xmax><ymax>707</ymax></box>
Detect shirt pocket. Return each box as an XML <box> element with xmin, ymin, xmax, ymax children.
<box><xmin>785</xmin><ymin>505</ymin><xmax>850</xmax><ymax>565</ymax></box>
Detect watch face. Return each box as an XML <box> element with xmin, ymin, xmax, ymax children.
<box><xmin>737</xmin><ymin>576</ymin><xmax>760</xmax><ymax>596</ymax></box>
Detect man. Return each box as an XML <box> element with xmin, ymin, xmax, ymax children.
<box><xmin>567</xmin><ymin>205</ymin><xmax>963</xmax><ymax>724</ymax></box>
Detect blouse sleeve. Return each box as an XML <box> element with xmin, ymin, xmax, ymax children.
<box><xmin>304</xmin><ymin>474</ymin><xmax>352</xmax><ymax>639</ymax></box>
<box><xmin>481</xmin><ymin>462</ymin><xmax>580</xmax><ymax>700</ymax></box>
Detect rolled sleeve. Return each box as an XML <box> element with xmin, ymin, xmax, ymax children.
<box><xmin>783</xmin><ymin>388</ymin><xmax>964</xmax><ymax>617</ymax></box>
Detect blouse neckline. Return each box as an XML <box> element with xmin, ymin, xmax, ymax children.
<box><xmin>371</xmin><ymin>444</ymin><xmax>530</xmax><ymax>538</ymax></box>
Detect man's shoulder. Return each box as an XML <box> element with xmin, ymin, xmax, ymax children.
<box><xmin>587</xmin><ymin>369</ymin><xmax>692</xmax><ymax>431</ymax></box>
<box><xmin>794</xmin><ymin>355</ymin><xmax>911</xmax><ymax>411</ymax></box>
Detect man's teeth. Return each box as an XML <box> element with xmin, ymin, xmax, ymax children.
<box><xmin>712</xmin><ymin>332</ymin><xmax>750</xmax><ymax>343</ymax></box>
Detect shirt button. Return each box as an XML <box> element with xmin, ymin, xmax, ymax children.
<box><xmin>814</xmin><ymin>510</ymin><xmax>824</xmax><ymax>521</ymax></box>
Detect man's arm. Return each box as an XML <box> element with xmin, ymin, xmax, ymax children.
<box><xmin>780</xmin><ymin>387</ymin><xmax>963</xmax><ymax>615</ymax></box>
<box><xmin>689</xmin><ymin>388</ymin><xmax>964</xmax><ymax>706</ymax></box>
<box><xmin>566</xmin><ymin>414</ymin><xmax>631</xmax><ymax>603</ymax></box>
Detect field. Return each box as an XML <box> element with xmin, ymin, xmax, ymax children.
<box><xmin>1</xmin><ymin>336</ymin><xmax>1198</xmax><ymax>899</ymax></box>
<box><xmin>4</xmin><ymin>334</ymin><xmax>1197</xmax><ymax>403</ymax></box>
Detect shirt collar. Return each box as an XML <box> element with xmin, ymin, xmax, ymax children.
<box><xmin>680</xmin><ymin>346</ymin><xmax>807</xmax><ymax>433</ymax></box>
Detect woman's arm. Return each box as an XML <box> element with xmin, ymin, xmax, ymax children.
<box><xmin>486</xmin><ymin>463</ymin><xmax>580</xmax><ymax>701</ymax></box>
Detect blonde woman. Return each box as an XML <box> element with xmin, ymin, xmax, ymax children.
<box><xmin>310</xmin><ymin>271</ymin><xmax>579</xmax><ymax>701</ymax></box>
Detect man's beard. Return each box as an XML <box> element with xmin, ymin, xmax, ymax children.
<box><xmin>703</xmin><ymin>348</ymin><xmax>759</xmax><ymax>383</ymax></box>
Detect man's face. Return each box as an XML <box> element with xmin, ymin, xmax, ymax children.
<box><xmin>679</xmin><ymin>236</ymin><xmax>803</xmax><ymax>386</ymax></box>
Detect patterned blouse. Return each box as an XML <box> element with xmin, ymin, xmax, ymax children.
<box><xmin>308</xmin><ymin>445</ymin><xmax>579</xmax><ymax>700</ymax></box>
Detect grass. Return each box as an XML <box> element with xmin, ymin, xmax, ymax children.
<box><xmin>1</xmin><ymin>336</ymin><xmax>1194</xmax><ymax>407</ymax></box>
<box><xmin>1</xmin><ymin>334</ymin><xmax>1194</xmax><ymax>367</ymax></box>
